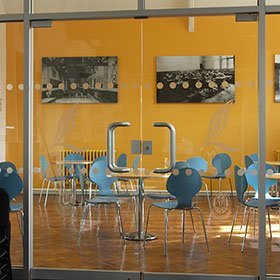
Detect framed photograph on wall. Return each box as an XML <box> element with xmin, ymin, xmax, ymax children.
<box><xmin>41</xmin><ymin>56</ymin><xmax>118</xmax><ymax>104</ymax></box>
<box><xmin>275</xmin><ymin>54</ymin><xmax>280</xmax><ymax>102</ymax></box>
<box><xmin>156</xmin><ymin>55</ymin><xmax>235</xmax><ymax>103</ymax></box>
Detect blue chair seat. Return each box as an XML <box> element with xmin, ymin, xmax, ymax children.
<box><xmin>10</xmin><ymin>203</ymin><xmax>23</xmax><ymax>212</ymax></box>
<box><xmin>245</xmin><ymin>199</ymin><xmax>279</xmax><ymax>208</ymax></box>
<box><xmin>86</xmin><ymin>197</ymin><xmax>120</xmax><ymax>204</ymax></box>
<box><xmin>152</xmin><ymin>200</ymin><xmax>179</xmax><ymax>209</ymax></box>
<box><xmin>203</xmin><ymin>175</ymin><xmax>226</xmax><ymax>179</ymax></box>
<box><xmin>147</xmin><ymin>193</ymin><xmax>176</xmax><ymax>200</ymax></box>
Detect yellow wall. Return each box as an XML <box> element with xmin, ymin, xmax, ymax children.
<box><xmin>5</xmin><ymin>16</ymin><xmax>279</xmax><ymax>190</ymax></box>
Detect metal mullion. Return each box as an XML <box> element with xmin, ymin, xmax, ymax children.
<box><xmin>265</xmin><ymin>5</ymin><xmax>280</xmax><ymax>14</ymax></box>
<box><xmin>27</xmin><ymin>6</ymin><xmax>260</xmax><ymax>22</ymax></box>
<box><xmin>0</xmin><ymin>14</ymin><xmax>23</xmax><ymax>22</ymax></box>
<box><xmin>258</xmin><ymin>0</ymin><xmax>266</xmax><ymax>279</ymax></box>
<box><xmin>23</xmin><ymin>0</ymin><xmax>33</xmax><ymax>279</ymax></box>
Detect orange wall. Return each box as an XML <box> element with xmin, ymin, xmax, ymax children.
<box><xmin>5</xmin><ymin>16</ymin><xmax>279</xmax><ymax>190</ymax></box>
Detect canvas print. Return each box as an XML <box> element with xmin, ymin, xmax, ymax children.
<box><xmin>42</xmin><ymin>56</ymin><xmax>118</xmax><ymax>104</ymax></box>
<box><xmin>275</xmin><ymin>54</ymin><xmax>280</xmax><ymax>102</ymax></box>
<box><xmin>156</xmin><ymin>55</ymin><xmax>235</xmax><ymax>103</ymax></box>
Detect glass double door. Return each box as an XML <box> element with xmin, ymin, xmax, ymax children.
<box><xmin>32</xmin><ymin>16</ymin><xmax>259</xmax><ymax>277</ymax></box>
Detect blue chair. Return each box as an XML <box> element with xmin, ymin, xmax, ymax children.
<box><xmin>230</xmin><ymin>165</ymin><xmax>280</xmax><ymax>252</ymax></box>
<box><xmin>244</xmin><ymin>155</ymin><xmax>254</xmax><ymax>169</ymax></box>
<box><xmin>38</xmin><ymin>155</ymin><xmax>73</xmax><ymax>207</ymax></box>
<box><xmin>186</xmin><ymin>156</ymin><xmax>211</xmax><ymax>210</ymax></box>
<box><xmin>203</xmin><ymin>153</ymin><xmax>233</xmax><ymax>196</ymax></box>
<box><xmin>250</xmin><ymin>153</ymin><xmax>258</xmax><ymax>162</ymax></box>
<box><xmin>78</xmin><ymin>161</ymin><xmax>125</xmax><ymax>244</ymax></box>
<box><xmin>132</xmin><ymin>155</ymin><xmax>140</xmax><ymax>171</ymax></box>
<box><xmin>0</xmin><ymin>169</ymin><xmax>24</xmax><ymax>236</ymax></box>
<box><xmin>144</xmin><ymin>167</ymin><xmax>209</xmax><ymax>256</ymax></box>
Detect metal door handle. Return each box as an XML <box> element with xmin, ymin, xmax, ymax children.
<box><xmin>107</xmin><ymin>122</ymin><xmax>132</xmax><ymax>173</ymax></box>
<box><xmin>152</xmin><ymin>122</ymin><xmax>176</xmax><ymax>173</ymax></box>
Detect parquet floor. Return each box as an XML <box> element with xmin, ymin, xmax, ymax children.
<box><xmin>9</xmin><ymin>193</ymin><xmax>280</xmax><ymax>276</ymax></box>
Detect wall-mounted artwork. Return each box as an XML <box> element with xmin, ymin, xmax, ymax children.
<box><xmin>156</xmin><ymin>55</ymin><xmax>235</xmax><ymax>103</ymax></box>
<box><xmin>42</xmin><ymin>56</ymin><xmax>118</xmax><ymax>104</ymax></box>
<box><xmin>275</xmin><ymin>54</ymin><xmax>280</xmax><ymax>102</ymax></box>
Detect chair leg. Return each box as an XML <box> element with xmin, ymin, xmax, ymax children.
<box><xmin>116</xmin><ymin>203</ymin><xmax>125</xmax><ymax>244</ymax></box>
<box><xmin>144</xmin><ymin>205</ymin><xmax>153</xmax><ymax>248</ymax></box>
<box><xmin>182</xmin><ymin>210</ymin><xmax>185</xmax><ymax>242</ymax></box>
<box><xmin>241</xmin><ymin>208</ymin><xmax>251</xmax><ymax>253</ymax></box>
<box><xmin>89</xmin><ymin>182</ymin><xmax>92</xmax><ymax>199</ymax></box>
<box><xmin>229</xmin><ymin>178</ymin><xmax>233</xmax><ymax>197</ymax></box>
<box><xmin>210</xmin><ymin>179</ymin><xmax>213</xmax><ymax>196</ymax></box>
<box><xmin>164</xmin><ymin>209</ymin><xmax>168</xmax><ymax>256</ymax></box>
<box><xmin>218</xmin><ymin>178</ymin><xmax>222</xmax><ymax>194</ymax></box>
<box><xmin>267</xmin><ymin>207</ymin><xmax>272</xmax><ymax>240</ymax></box>
<box><xmin>228</xmin><ymin>204</ymin><xmax>240</xmax><ymax>243</ymax></box>
<box><xmin>240</xmin><ymin>206</ymin><xmax>247</xmax><ymax>232</ymax></box>
<box><xmin>38</xmin><ymin>178</ymin><xmax>46</xmax><ymax>204</ymax></box>
<box><xmin>189</xmin><ymin>209</ymin><xmax>196</xmax><ymax>234</ymax></box>
<box><xmin>194</xmin><ymin>207</ymin><xmax>209</xmax><ymax>252</ymax></box>
<box><xmin>203</xmin><ymin>182</ymin><xmax>212</xmax><ymax>211</ymax></box>
<box><xmin>97</xmin><ymin>204</ymin><xmax>101</xmax><ymax>237</ymax></box>
<box><xmin>253</xmin><ymin>209</ymin><xmax>256</xmax><ymax>242</ymax></box>
<box><xmin>78</xmin><ymin>203</ymin><xmax>90</xmax><ymax>245</ymax></box>
<box><xmin>132</xmin><ymin>196</ymin><xmax>137</xmax><ymax>227</ymax></box>
<box><xmin>44</xmin><ymin>181</ymin><xmax>51</xmax><ymax>208</ymax></box>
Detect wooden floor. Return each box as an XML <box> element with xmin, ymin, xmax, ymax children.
<box><xmin>9</xmin><ymin>193</ymin><xmax>280</xmax><ymax>276</ymax></box>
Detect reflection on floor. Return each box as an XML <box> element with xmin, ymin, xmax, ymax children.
<box><xmin>9</xmin><ymin>194</ymin><xmax>280</xmax><ymax>275</ymax></box>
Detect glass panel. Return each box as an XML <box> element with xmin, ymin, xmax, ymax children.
<box><xmin>266</xmin><ymin>0</ymin><xmax>280</xmax><ymax>5</ymax></box>
<box><xmin>145</xmin><ymin>0</ymin><xmax>257</xmax><ymax>9</ymax></box>
<box><xmin>33</xmin><ymin>0</ymin><xmax>137</xmax><ymax>13</ymax></box>
<box><xmin>142</xmin><ymin>16</ymin><xmax>259</xmax><ymax>274</ymax></box>
<box><xmin>0</xmin><ymin>22</ymin><xmax>24</xmax><ymax>267</ymax></box>
<box><xmin>266</xmin><ymin>14</ymin><xmax>280</xmax><ymax>276</ymax></box>
<box><xmin>0</xmin><ymin>0</ymin><xmax>23</xmax><ymax>14</ymax></box>
<box><xmin>33</xmin><ymin>19</ymin><xmax>141</xmax><ymax>270</ymax></box>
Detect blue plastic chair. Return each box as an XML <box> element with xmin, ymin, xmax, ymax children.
<box><xmin>231</xmin><ymin>164</ymin><xmax>280</xmax><ymax>252</ymax></box>
<box><xmin>186</xmin><ymin>156</ymin><xmax>211</xmax><ymax>210</ymax></box>
<box><xmin>0</xmin><ymin>169</ymin><xmax>24</xmax><ymax>235</ymax></box>
<box><xmin>203</xmin><ymin>153</ymin><xmax>233</xmax><ymax>196</ymax></box>
<box><xmin>78</xmin><ymin>161</ymin><xmax>126</xmax><ymax>244</ymax></box>
<box><xmin>144</xmin><ymin>167</ymin><xmax>209</xmax><ymax>256</ymax></box>
<box><xmin>250</xmin><ymin>153</ymin><xmax>258</xmax><ymax>162</ymax></box>
<box><xmin>132</xmin><ymin>155</ymin><xmax>140</xmax><ymax>170</ymax></box>
<box><xmin>38</xmin><ymin>155</ymin><xmax>73</xmax><ymax>207</ymax></box>
<box><xmin>244</xmin><ymin>155</ymin><xmax>254</xmax><ymax>169</ymax></box>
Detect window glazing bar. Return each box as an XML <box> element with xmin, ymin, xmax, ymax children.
<box><xmin>28</xmin><ymin>6</ymin><xmax>259</xmax><ymax>21</ymax></box>
<box><xmin>265</xmin><ymin>5</ymin><xmax>280</xmax><ymax>13</ymax></box>
<box><xmin>0</xmin><ymin>14</ymin><xmax>23</xmax><ymax>22</ymax></box>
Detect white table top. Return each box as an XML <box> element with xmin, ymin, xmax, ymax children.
<box><xmin>266</xmin><ymin>161</ymin><xmax>280</xmax><ymax>166</ymax></box>
<box><xmin>111</xmin><ymin>171</ymin><xmax>170</xmax><ymax>179</ymax></box>
<box><xmin>51</xmin><ymin>160</ymin><xmax>93</xmax><ymax>165</ymax></box>
<box><xmin>266</xmin><ymin>173</ymin><xmax>280</xmax><ymax>180</ymax></box>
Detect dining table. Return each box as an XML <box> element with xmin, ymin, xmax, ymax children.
<box><xmin>51</xmin><ymin>159</ymin><xmax>93</xmax><ymax>205</ymax></box>
<box><xmin>112</xmin><ymin>170</ymin><xmax>169</xmax><ymax>241</ymax></box>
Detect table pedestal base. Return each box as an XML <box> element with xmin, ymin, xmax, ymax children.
<box><xmin>125</xmin><ymin>231</ymin><xmax>157</xmax><ymax>241</ymax></box>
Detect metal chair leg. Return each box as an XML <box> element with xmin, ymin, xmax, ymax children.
<box><xmin>44</xmin><ymin>181</ymin><xmax>51</xmax><ymax>208</ymax></box>
<box><xmin>38</xmin><ymin>178</ymin><xmax>46</xmax><ymax>204</ymax></box>
<box><xmin>78</xmin><ymin>203</ymin><xmax>90</xmax><ymax>245</ymax></box>
<box><xmin>97</xmin><ymin>204</ymin><xmax>101</xmax><ymax>237</ymax></box>
<box><xmin>164</xmin><ymin>209</ymin><xmax>168</xmax><ymax>256</ymax></box>
<box><xmin>194</xmin><ymin>207</ymin><xmax>209</xmax><ymax>252</ymax></box>
<box><xmin>144</xmin><ymin>204</ymin><xmax>153</xmax><ymax>248</ymax></box>
<box><xmin>203</xmin><ymin>182</ymin><xmax>212</xmax><ymax>211</ymax></box>
<box><xmin>240</xmin><ymin>206</ymin><xmax>247</xmax><ymax>232</ymax></box>
<box><xmin>253</xmin><ymin>209</ymin><xmax>256</xmax><ymax>242</ymax></box>
<box><xmin>241</xmin><ymin>208</ymin><xmax>251</xmax><ymax>253</ymax></box>
<box><xmin>267</xmin><ymin>207</ymin><xmax>272</xmax><ymax>240</ymax></box>
<box><xmin>228</xmin><ymin>204</ymin><xmax>240</xmax><ymax>243</ymax></box>
<box><xmin>189</xmin><ymin>209</ymin><xmax>196</xmax><ymax>234</ymax></box>
<box><xmin>210</xmin><ymin>179</ymin><xmax>213</xmax><ymax>196</ymax></box>
<box><xmin>229</xmin><ymin>177</ymin><xmax>233</xmax><ymax>197</ymax></box>
<box><xmin>182</xmin><ymin>210</ymin><xmax>185</xmax><ymax>242</ymax></box>
<box><xmin>116</xmin><ymin>203</ymin><xmax>125</xmax><ymax>244</ymax></box>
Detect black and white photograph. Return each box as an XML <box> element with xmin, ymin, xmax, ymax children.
<box><xmin>156</xmin><ymin>55</ymin><xmax>235</xmax><ymax>103</ymax></box>
<box><xmin>42</xmin><ymin>56</ymin><xmax>118</xmax><ymax>104</ymax></box>
<box><xmin>275</xmin><ymin>54</ymin><xmax>280</xmax><ymax>102</ymax></box>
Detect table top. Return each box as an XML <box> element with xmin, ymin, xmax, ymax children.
<box><xmin>266</xmin><ymin>161</ymin><xmax>280</xmax><ymax>166</ymax></box>
<box><xmin>51</xmin><ymin>160</ymin><xmax>93</xmax><ymax>165</ymax></box>
<box><xmin>111</xmin><ymin>171</ymin><xmax>170</xmax><ymax>179</ymax></box>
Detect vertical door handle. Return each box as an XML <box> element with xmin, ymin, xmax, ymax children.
<box><xmin>152</xmin><ymin>122</ymin><xmax>176</xmax><ymax>173</ymax></box>
<box><xmin>107</xmin><ymin>122</ymin><xmax>132</xmax><ymax>173</ymax></box>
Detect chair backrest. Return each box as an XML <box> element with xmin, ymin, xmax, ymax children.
<box><xmin>212</xmin><ymin>153</ymin><xmax>232</xmax><ymax>176</ymax></box>
<box><xmin>0</xmin><ymin>171</ymin><xmax>23</xmax><ymax>201</ymax></box>
<box><xmin>186</xmin><ymin>156</ymin><xmax>208</xmax><ymax>174</ymax></box>
<box><xmin>89</xmin><ymin>160</ymin><xmax>116</xmax><ymax>196</ymax></box>
<box><xmin>167</xmin><ymin>167</ymin><xmax>202</xmax><ymax>209</ymax></box>
<box><xmin>40</xmin><ymin>155</ymin><xmax>48</xmax><ymax>178</ymax></box>
<box><xmin>132</xmin><ymin>155</ymin><xmax>140</xmax><ymax>170</ymax></box>
<box><xmin>245</xmin><ymin>162</ymin><xmax>276</xmax><ymax>197</ymax></box>
<box><xmin>244</xmin><ymin>155</ymin><xmax>254</xmax><ymax>169</ymax></box>
<box><xmin>250</xmin><ymin>153</ymin><xmax>258</xmax><ymax>162</ymax></box>
<box><xmin>117</xmin><ymin>153</ymin><xmax>127</xmax><ymax>168</ymax></box>
<box><xmin>0</xmin><ymin>162</ymin><xmax>17</xmax><ymax>173</ymax></box>
<box><xmin>175</xmin><ymin>161</ymin><xmax>188</xmax><ymax>169</ymax></box>
<box><xmin>94</xmin><ymin>156</ymin><xmax>107</xmax><ymax>163</ymax></box>
<box><xmin>234</xmin><ymin>165</ymin><xmax>248</xmax><ymax>203</ymax></box>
